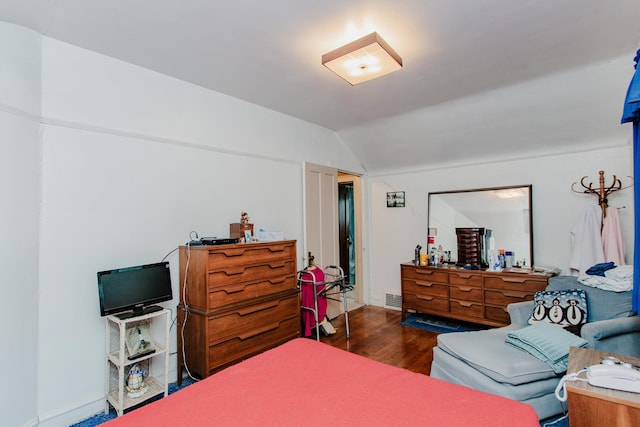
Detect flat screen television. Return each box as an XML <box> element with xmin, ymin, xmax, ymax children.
<box><xmin>97</xmin><ymin>261</ymin><xmax>173</xmax><ymax>319</ymax></box>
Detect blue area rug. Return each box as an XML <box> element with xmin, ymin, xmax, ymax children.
<box><xmin>401</xmin><ymin>313</ymin><xmax>487</xmax><ymax>333</ymax></box>
<box><xmin>70</xmin><ymin>377</ymin><xmax>196</xmax><ymax>427</ymax></box>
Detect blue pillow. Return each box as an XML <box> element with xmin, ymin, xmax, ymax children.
<box><xmin>528</xmin><ymin>289</ymin><xmax>588</xmax><ymax>327</ymax></box>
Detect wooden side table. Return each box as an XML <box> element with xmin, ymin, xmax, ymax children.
<box><xmin>566</xmin><ymin>347</ymin><xmax>640</xmax><ymax>427</ymax></box>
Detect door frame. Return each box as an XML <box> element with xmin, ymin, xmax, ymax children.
<box><xmin>302</xmin><ymin>163</ymin><xmax>364</xmax><ymax>308</ymax></box>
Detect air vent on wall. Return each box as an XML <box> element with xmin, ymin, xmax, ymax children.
<box><xmin>385</xmin><ymin>292</ymin><xmax>402</xmax><ymax>311</ymax></box>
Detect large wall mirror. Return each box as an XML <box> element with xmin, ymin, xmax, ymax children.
<box><xmin>428</xmin><ymin>185</ymin><xmax>534</xmax><ymax>268</ymax></box>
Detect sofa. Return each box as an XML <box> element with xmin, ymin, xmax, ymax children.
<box><xmin>430</xmin><ymin>275</ymin><xmax>640</xmax><ymax>420</ymax></box>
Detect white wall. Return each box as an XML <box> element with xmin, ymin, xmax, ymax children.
<box><xmin>0</xmin><ymin>23</ymin><xmax>41</xmax><ymax>427</ymax></box>
<box><xmin>2</xmin><ymin>19</ymin><xmax>636</xmax><ymax>427</ymax></box>
<box><xmin>366</xmin><ymin>145</ymin><xmax>634</xmax><ymax>306</ymax></box>
<box><xmin>0</xmin><ymin>27</ymin><xmax>363</xmax><ymax>426</ymax></box>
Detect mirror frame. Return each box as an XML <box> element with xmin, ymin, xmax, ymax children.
<box><xmin>427</xmin><ymin>184</ymin><xmax>534</xmax><ymax>268</ymax></box>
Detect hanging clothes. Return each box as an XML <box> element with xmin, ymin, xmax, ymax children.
<box><xmin>602</xmin><ymin>206</ymin><xmax>626</xmax><ymax>266</ymax></box>
<box><xmin>569</xmin><ymin>205</ymin><xmax>605</xmax><ymax>276</ymax></box>
<box><xmin>300</xmin><ymin>267</ymin><xmax>327</xmax><ymax>337</ymax></box>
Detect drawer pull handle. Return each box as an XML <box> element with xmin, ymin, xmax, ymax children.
<box><xmin>458</xmin><ymin>287</ymin><xmax>474</xmax><ymax>292</ymax></box>
<box><xmin>269</xmin><ymin>261</ymin><xmax>287</xmax><ymax>269</ymax></box>
<box><xmin>222</xmin><ymin>266</ymin><xmax>247</xmax><ymax>276</ymax></box>
<box><xmin>503</xmin><ymin>292</ymin><xmax>525</xmax><ymax>298</ymax></box>
<box><xmin>416</xmin><ymin>295</ymin><xmax>434</xmax><ymax>301</ymax></box>
<box><xmin>457</xmin><ymin>301</ymin><xmax>475</xmax><ymax>307</ymax></box>
<box><xmin>237</xmin><ymin>300</ymin><xmax>280</xmax><ymax>316</ymax></box>
<box><xmin>417</xmin><ymin>282</ymin><xmax>435</xmax><ymax>288</ymax></box>
<box><xmin>415</xmin><ymin>270</ymin><xmax>435</xmax><ymax>276</ymax></box>
<box><xmin>499</xmin><ymin>277</ymin><xmax>528</xmax><ymax>284</ymax></box>
<box><xmin>217</xmin><ymin>249</ymin><xmax>246</xmax><ymax>257</ymax></box>
<box><xmin>220</xmin><ymin>261</ymin><xmax>289</xmax><ymax>276</ymax></box>
<box><xmin>219</xmin><ymin>277</ymin><xmax>289</xmax><ymax>294</ymax></box>
<box><xmin>222</xmin><ymin>285</ymin><xmax>246</xmax><ymax>294</ymax></box>
<box><xmin>239</xmin><ymin>323</ymin><xmax>280</xmax><ymax>340</ymax></box>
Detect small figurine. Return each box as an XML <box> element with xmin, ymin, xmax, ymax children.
<box><xmin>126</xmin><ymin>364</ymin><xmax>148</xmax><ymax>398</ymax></box>
<box><xmin>240</xmin><ymin>211</ymin><xmax>252</xmax><ymax>224</ymax></box>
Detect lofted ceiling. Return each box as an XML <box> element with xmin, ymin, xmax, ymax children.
<box><xmin>2</xmin><ymin>0</ymin><xmax>640</xmax><ymax>173</ymax></box>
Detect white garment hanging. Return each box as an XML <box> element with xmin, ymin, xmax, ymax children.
<box><xmin>602</xmin><ymin>206</ymin><xmax>626</xmax><ymax>266</ymax></box>
<box><xmin>569</xmin><ymin>205</ymin><xmax>605</xmax><ymax>276</ymax></box>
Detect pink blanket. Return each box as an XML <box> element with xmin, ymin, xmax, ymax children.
<box><xmin>105</xmin><ymin>338</ymin><xmax>538</xmax><ymax>426</ymax></box>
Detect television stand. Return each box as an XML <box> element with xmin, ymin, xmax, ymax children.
<box><xmin>105</xmin><ymin>308</ymin><xmax>170</xmax><ymax>416</ymax></box>
<box><xmin>117</xmin><ymin>305</ymin><xmax>163</xmax><ymax>320</ymax></box>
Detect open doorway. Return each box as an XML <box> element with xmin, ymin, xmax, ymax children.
<box><xmin>338</xmin><ymin>172</ymin><xmax>363</xmax><ymax>310</ymax></box>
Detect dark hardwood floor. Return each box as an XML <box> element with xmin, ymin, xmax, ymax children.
<box><xmin>314</xmin><ymin>305</ymin><xmax>438</xmax><ymax>376</ymax></box>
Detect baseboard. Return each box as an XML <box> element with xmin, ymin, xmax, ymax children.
<box><xmin>37</xmin><ymin>366</ymin><xmax>177</xmax><ymax>426</ymax></box>
<box><xmin>20</xmin><ymin>416</ymin><xmax>38</xmax><ymax>427</ymax></box>
<box><xmin>37</xmin><ymin>396</ymin><xmax>104</xmax><ymax>427</ymax></box>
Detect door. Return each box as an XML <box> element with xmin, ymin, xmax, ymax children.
<box><xmin>304</xmin><ymin>162</ymin><xmax>341</xmax><ymax>318</ymax></box>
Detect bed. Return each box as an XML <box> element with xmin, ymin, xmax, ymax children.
<box><xmin>104</xmin><ymin>338</ymin><xmax>539</xmax><ymax>426</ymax></box>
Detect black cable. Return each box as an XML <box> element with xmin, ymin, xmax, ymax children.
<box><xmin>161</xmin><ymin>247</ymin><xmax>179</xmax><ymax>262</ymax></box>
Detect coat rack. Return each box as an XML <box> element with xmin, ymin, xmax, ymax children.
<box><xmin>571</xmin><ymin>170</ymin><xmax>633</xmax><ymax>228</ymax></box>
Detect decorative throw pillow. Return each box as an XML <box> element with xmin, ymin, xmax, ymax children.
<box><xmin>528</xmin><ymin>289</ymin><xmax>588</xmax><ymax>327</ymax></box>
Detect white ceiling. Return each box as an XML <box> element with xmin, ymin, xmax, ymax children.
<box><xmin>2</xmin><ymin>0</ymin><xmax>640</xmax><ymax>173</ymax></box>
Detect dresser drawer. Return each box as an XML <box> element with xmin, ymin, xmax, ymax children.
<box><xmin>485</xmin><ymin>305</ymin><xmax>510</xmax><ymax>324</ymax></box>
<box><xmin>207</xmin><ymin>241</ymin><xmax>296</xmax><ymax>269</ymax></box>
<box><xmin>208</xmin><ymin>274</ymin><xmax>296</xmax><ymax>309</ymax></box>
<box><xmin>450</xmin><ymin>299</ymin><xmax>484</xmax><ymax>318</ymax></box>
<box><xmin>449</xmin><ymin>271</ymin><xmax>482</xmax><ymax>287</ymax></box>
<box><xmin>209</xmin><ymin>259</ymin><xmax>296</xmax><ymax>288</ymax></box>
<box><xmin>450</xmin><ymin>284</ymin><xmax>483</xmax><ymax>302</ymax></box>
<box><xmin>485</xmin><ymin>288</ymin><xmax>538</xmax><ymax>306</ymax></box>
<box><xmin>403</xmin><ymin>278</ymin><xmax>448</xmax><ymax>298</ymax></box>
<box><xmin>484</xmin><ymin>275</ymin><xmax>547</xmax><ymax>292</ymax></box>
<box><xmin>208</xmin><ymin>292</ymin><xmax>299</xmax><ymax>346</ymax></box>
<box><xmin>402</xmin><ymin>267</ymin><xmax>448</xmax><ymax>284</ymax></box>
<box><xmin>403</xmin><ymin>292</ymin><xmax>449</xmax><ymax>313</ymax></box>
<box><xmin>207</xmin><ymin>316</ymin><xmax>299</xmax><ymax>374</ymax></box>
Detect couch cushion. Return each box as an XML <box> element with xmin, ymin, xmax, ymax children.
<box><xmin>436</xmin><ymin>328</ymin><xmax>557</xmax><ymax>385</ymax></box>
<box><xmin>547</xmin><ymin>276</ymin><xmax>634</xmax><ymax>322</ymax></box>
<box><xmin>431</xmin><ymin>347</ymin><xmax>566</xmax><ymax>418</ymax></box>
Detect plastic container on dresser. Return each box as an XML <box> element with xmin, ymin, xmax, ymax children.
<box><xmin>400</xmin><ymin>263</ymin><xmax>550</xmax><ymax>327</ymax></box>
<box><xmin>104</xmin><ymin>308</ymin><xmax>170</xmax><ymax>416</ymax></box>
<box><xmin>177</xmin><ymin>240</ymin><xmax>299</xmax><ymax>385</ymax></box>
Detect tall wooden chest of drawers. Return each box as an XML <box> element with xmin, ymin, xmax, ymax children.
<box><xmin>401</xmin><ymin>263</ymin><xmax>549</xmax><ymax>327</ymax></box>
<box><xmin>456</xmin><ymin>227</ymin><xmax>489</xmax><ymax>268</ymax></box>
<box><xmin>177</xmin><ymin>240</ymin><xmax>299</xmax><ymax>383</ymax></box>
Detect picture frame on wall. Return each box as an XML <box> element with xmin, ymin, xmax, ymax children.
<box><xmin>387</xmin><ymin>191</ymin><xmax>405</xmax><ymax>208</ymax></box>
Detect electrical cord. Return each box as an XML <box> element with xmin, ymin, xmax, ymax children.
<box><xmin>554</xmin><ymin>368</ymin><xmax>588</xmax><ymax>402</ymax></box>
<box><xmin>180</xmin><ymin>236</ymin><xmax>200</xmax><ymax>383</ymax></box>
<box><xmin>161</xmin><ymin>247</ymin><xmax>179</xmax><ymax>263</ymax></box>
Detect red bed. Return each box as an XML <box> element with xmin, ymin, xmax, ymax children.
<box><xmin>105</xmin><ymin>338</ymin><xmax>538</xmax><ymax>426</ymax></box>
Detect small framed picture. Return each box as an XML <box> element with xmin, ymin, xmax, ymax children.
<box><xmin>387</xmin><ymin>191</ymin><xmax>405</xmax><ymax>208</ymax></box>
<box><xmin>244</xmin><ymin>230</ymin><xmax>252</xmax><ymax>242</ymax></box>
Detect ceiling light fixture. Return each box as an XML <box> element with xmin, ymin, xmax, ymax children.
<box><xmin>494</xmin><ymin>188</ymin><xmax>525</xmax><ymax>199</ymax></box>
<box><xmin>322</xmin><ymin>32</ymin><xmax>402</xmax><ymax>85</ymax></box>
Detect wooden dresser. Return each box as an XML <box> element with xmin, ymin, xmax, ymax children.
<box><xmin>401</xmin><ymin>263</ymin><xmax>549</xmax><ymax>327</ymax></box>
<box><xmin>177</xmin><ymin>240</ymin><xmax>299</xmax><ymax>383</ymax></box>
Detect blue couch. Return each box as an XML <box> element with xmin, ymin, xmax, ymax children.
<box><xmin>430</xmin><ymin>275</ymin><xmax>640</xmax><ymax>420</ymax></box>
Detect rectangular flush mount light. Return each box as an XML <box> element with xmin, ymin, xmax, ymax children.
<box><xmin>322</xmin><ymin>32</ymin><xmax>403</xmax><ymax>85</ymax></box>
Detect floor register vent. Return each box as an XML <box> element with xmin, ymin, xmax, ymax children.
<box><xmin>385</xmin><ymin>292</ymin><xmax>402</xmax><ymax>311</ymax></box>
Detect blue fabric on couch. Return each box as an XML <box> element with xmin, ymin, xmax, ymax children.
<box><xmin>431</xmin><ymin>275</ymin><xmax>640</xmax><ymax>420</ymax></box>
